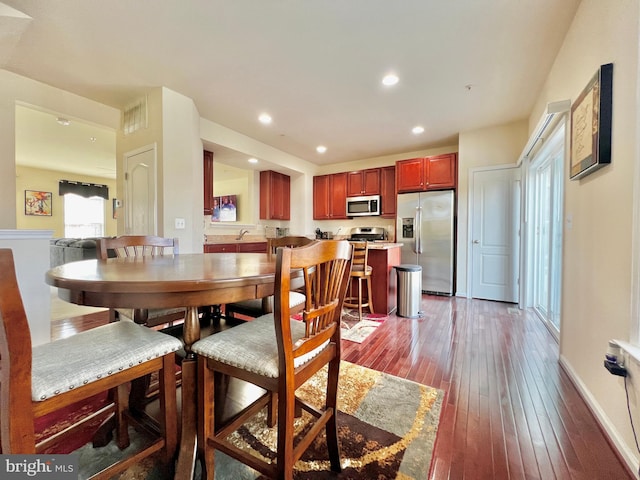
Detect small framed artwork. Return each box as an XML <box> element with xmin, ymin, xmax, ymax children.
<box><xmin>570</xmin><ymin>63</ymin><xmax>613</xmax><ymax>180</ymax></box>
<box><xmin>211</xmin><ymin>194</ymin><xmax>237</xmax><ymax>222</ymax></box>
<box><xmin>25</xmin><ymin>190</ymin><xmax>52</xmax><ymax>216</ymax></box>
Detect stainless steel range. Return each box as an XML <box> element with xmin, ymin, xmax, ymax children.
<box><xmin>349</xmin><ymin>227</ymin><xmax>386</xmax><ymax>241</ymax></box>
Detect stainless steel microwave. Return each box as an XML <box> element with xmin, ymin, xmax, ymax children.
<box><xmin>346</xmin><ymin>195</ymin><xmax>381</xmax><ymax>217</ymax></box>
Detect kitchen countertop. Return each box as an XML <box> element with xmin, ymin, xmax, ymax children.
<box><xmin>204</xmin><ymin>236</ymin><xmax>401</xmax><ymax>249</ymax></box>
<box><xmin>365</xmin><ymin>242</ymin><xmax>402</xmax><ymax>249</ymax></box>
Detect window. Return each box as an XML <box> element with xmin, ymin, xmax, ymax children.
<box><xmin>64</xmin><ymin>194</ymin><xmax>105</xmax><ymax>238</ymax></box>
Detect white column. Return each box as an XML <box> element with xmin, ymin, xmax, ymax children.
<box><xmin>0</xmin><ymin>229</ymin><xmax>53</xmax><ymax>346</ymax></box>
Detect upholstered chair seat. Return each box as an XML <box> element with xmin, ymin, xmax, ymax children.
<box><xmin>32</xmin><ymin>321</ymin><xmax>182</xmax><ymax>401</ymax></box>
<box><xmin>193</xmin><ymin>313</ymin><xmax>328</xmax><ymax>378</ymax></box>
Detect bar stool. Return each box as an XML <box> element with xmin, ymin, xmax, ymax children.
<box><xmin>344</xmin><ymin>241</ymin><xmax>374</xmax><ymax>321</ymax></box>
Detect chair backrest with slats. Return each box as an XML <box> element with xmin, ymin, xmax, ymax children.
<box><xmin>96</xmin><ymin>235</ymin><xmax>179</xmax><ymax>260</ymax></box>
<box><xmin>350</xmin><ymin>241</ymin><xmax>370</xmax><ymax>272</ymax></box>
<box><xmin>273</xmin><ymin>240</ymin><xmax>352</xmax><ymax>372</ymax></box>
<box><xmin>267</xmin><ymin>236</ymin><xmax>313</xmax><ymax>254</ymax></box>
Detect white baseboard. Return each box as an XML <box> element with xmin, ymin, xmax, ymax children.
<box><xmin>559</xmin><ymin>354</ymin><xmax>639</xmax><ymax>478</ymax></box>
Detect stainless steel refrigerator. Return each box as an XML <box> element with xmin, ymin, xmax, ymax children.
<box><xmin>396</xmin><ymin>190</ymin><xmax>455</xmax><ymax>295</ymax></box>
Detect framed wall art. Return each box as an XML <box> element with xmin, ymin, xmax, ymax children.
<box><xmin>570</xmin><ymin>63</ymin><xmax>613</xmax><ymax>180</ymax></box>
<box><xmin>25</xmin><ymin>190</ymin><xmax>52</xmax><ymax>216</ymax></box>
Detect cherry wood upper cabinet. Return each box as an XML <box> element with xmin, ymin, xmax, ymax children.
<box><xmin>313</xmin><ymin>173</ymin><xmax>348</xmax><ymax>220</ymax></box>
<box><xmin>203</xmin><ymin>150</ymin><xmax>214</xmax><ymax>215</ymax></box>
<box><xmin>426</xmin><ymin>153</ymin><xmax>457</xmax><ymax>189</ymax></box>
<box><xmin>396</xmin><ymin>153</ymin><xmax>457</xmax><ymax>193</ymax></box>
<box><xmin>380</xmin><ymin>166</ymin><xmax>396</xmax><ymax>218</ymax></box>
<box><xmin>260</xmin><ymin>170</ymin><xmax>290</xmax><ymax>220</ymax></box>
<box><xmin>347</xmin><ymin>168</ymin><xmax>381</xmax><ymax>197</ymax></box>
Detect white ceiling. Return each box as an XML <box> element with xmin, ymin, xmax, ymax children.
<box><xmin>3</xmin><ymin>0</ymin><xmax>581</xmax><ymax>178</ymax></box>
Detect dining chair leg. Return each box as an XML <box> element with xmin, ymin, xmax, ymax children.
<box><xmin>326</xmin><ymin>358</ymin><xmax>342</xmax><ymax>472</ymax></box>
<box><xmin>276</xmin><ymin>388</ymin><xmax>297</xmax><ymax>480</ymax></box>
<box><xmin>115</xmin><ymin>383</ymin><xmax>130</xmax><ymax>449</ymax></box>
<box><xmin>160</xmin><ymin>355</ymin><xmax>178</xmax><ymax>464</ymax></box>
<box><xmin>267</xmin><ymin>392</ymin><xmax>278</xmax><ymax>427</ymax></box>
<box><xmin>198</xmin><ymin>357</ymin><xmax>216</xmax><ymax>480</ymax></box>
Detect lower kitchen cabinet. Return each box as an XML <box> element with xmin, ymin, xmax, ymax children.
<box><xmin>204</xmin><ymin>242</ymin><xmax>267</xmax><ymax>253</ymax></box>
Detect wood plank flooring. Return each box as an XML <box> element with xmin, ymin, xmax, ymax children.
<box><xmin>53</xmin><ymin>295</ymin><xmax>632</xmax><ymax>479</ymax></box>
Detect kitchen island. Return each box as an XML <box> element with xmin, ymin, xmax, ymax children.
<box><xmin>356</xmin><ymin>242</ymin><xmax>402</xmax><ymax>315</ymax></box>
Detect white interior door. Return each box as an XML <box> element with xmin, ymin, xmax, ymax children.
<box><xmin>470</xmin><ymin>166</ymin><xmax>520</xmax><ymax>302</ymax></box>
<box><xmin>124</xmin><ymin>145</ymin><xmax>157</xmax><ymax>235</ymax></box>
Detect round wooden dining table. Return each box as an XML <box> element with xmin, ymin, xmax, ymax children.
<box><xmin>46</xmin><ymin>252</ymin><xmax>285</xmax><ymax>480</ymax></box>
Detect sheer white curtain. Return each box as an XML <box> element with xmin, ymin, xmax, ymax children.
<box><xmin>63</xmin><ymin>193</ymin><xmax>105</xmax><ymax>238</ymax></box>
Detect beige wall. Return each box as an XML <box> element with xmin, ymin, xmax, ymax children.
<box><xmin>456</xmin><ymin>121</ymin><xmax>528</xmax><ymax>296</ymax></box>
<box><xmin>16</xmin><ymin>166</ymin><xmax>117</xmax><ymax>238</ymax></box>
<box><xmin>115</xmin><ymin>88</ymin><xmax>204</xmax><ymax>253</ymax></box>
<box><xmin>529</xmin><ymin>0</ymin><xmax>640</xmax><ymax>468</ymax></box>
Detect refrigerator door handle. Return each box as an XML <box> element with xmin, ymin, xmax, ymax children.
<box><xmin>415</xmin><ymin>206</ymin><xmax>423</xmax><ymax>254</ymax></box>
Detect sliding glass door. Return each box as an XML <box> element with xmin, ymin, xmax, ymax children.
<box><xmin>529</xmin><ymin>122</ymin><xmax>565</xmax><ymax>338</ymax></box>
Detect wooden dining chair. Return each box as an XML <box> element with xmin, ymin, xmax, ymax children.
<box><xmin>0</xmin><ymin>249</ymin><xmax>182</xmax><ymax>479</ymax></box>
<box><xmin>193</xmin><ymin>239</ymin><xmax>353</xmax><ymax>480</ymax></box>
<box><xmin>96</xmin><ymin>235</ymin><xmax>186</xmax><ymax>328</ymax></box>
<box><xmin>342</xmin><ymin>240</ymin><xmax>374</xmax><ymax>321</ymax></box>
<box><xmin>224</xmin><ymin>236</ymin><xmax>314</xmax><ymax>320</ymax></box>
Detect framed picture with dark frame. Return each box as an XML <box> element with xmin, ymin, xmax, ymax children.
<box><xmin>25</xmin><ymin>190</ymin><xmax>52</xmax><ymax>216</ymax></box>
<box><xmin>570</xmin><ymin>63</ymin><xmax>613</xmax><ymax>180</ymax></box>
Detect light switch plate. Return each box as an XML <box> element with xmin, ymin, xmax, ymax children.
<box><xmin>175</xmin><ymin>218</ymin><xmax>186</xmax><ymax>229</ymax></box>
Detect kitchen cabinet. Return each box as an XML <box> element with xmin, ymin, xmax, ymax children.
<box><xmin>380</xmin><ymin>166</ymin><xmax>396</xmax><ymax>217</ymax></box>
<box><xmin>396</xmin><ymin>153</ymin><xmax>457</xmax><ymax>193</ymax></box>
<box><xmin>203</xmin><ymin>150</ymin><xmax>214</xmax><ymax>215</ymax></box>
<box><xmin>260</xmin><ymin>170</ymin><xmax>290</xmax><ymax>220</ymax></box>
<box><xmin>313</xmin><ymin>173</ymin><xmax>348</xmax><ymax>220</ymax></box>
<box><xmin>347</xmin><ymin>168</ymin><xmax>381</xmax><ymax>197</ymax></box>
<box><xmin>204</xmin><ymin>242</ymin><xmax>267</xmax><ymax>253</ymax></box>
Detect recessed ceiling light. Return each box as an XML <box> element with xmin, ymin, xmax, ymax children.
<box><xmin>258</xmin><ymin>113</ymin><xmax>272</xmax><ymax>124</ymax></box>
<box><xmin>316</xmin><ymin>145</ymin><xmax>327</xmax><ymax>154</ymax></box>
<box><xmin>89</xmin><ymin>136</ymin><xmax>97</xmax><ymax>142</ymax></box>
<box><xmin>248</xmin><ymin>158</ymin><xmax>258</xmax><ymax>164</ymax></box>
<box><xmin>382</xmin><ymin>73</ymin><xmax>399</xmax><ymax>86</ymax></box>
<box><xmin>56</xmin><ymin>117</ymin><xmax>70</xmax><ymax>126</ymax></box>
<box><xmin>412</xmin><ymin>126</ymin><xmax>425</xmax><ymax>135</ymax></box>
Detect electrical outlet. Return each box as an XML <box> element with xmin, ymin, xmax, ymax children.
<box><xmin>604</xmin><ymin>360</ymin><xmax>627</xmax><ymax>377</ymax></box>
<box><xmin>175</xmin><ymin>218</ymin><xmax>186</xmax><ymax>229</ymax></box>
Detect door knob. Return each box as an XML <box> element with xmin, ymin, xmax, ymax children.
<box><xmin>473</xmin><ymin>240</ymin><xmax>479</xmax><ymax>244</ymax></box>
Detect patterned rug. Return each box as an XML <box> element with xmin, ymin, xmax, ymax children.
<box><xmin>42</xmin><ymin>362</ymin><xmax>444</xmax><ymax>479</ymax></box>
<box><xmin>341</xmin><ymin>309</ymin><xmax>387</xmax><ymax>343</ymax></box>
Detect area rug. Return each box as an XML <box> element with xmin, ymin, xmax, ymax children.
<box><xmin>341</xmin><ymin>309</ymin><xmax>387</xmax><ymax>343</ymax></box>
<box><xmin>44</xmin><ymin>362</ymin><xmax>444</xmax><ymax>479</ymax></box>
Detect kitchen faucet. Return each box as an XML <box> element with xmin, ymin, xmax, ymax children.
<box><xmin>236</xmin><ymin>229</ymin><xmax>249</xmax><ymax>240</ymax></box>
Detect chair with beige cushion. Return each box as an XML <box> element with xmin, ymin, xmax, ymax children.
<box><xmin>96</xmin><ymin>235</ymin><xmax>186</xmax><ymax>328</ymax></box>
<box><xmin>0</xmin><ymin>249</ymin><xmax>182</xmax><ymax>479</ymax></box>
<box><xmin>193</xmin><ymin>239</ymin><xmax>353</xmax><ymax>479</ymax></box>
<box><xmin>224</xmin><ymin>236</ymin><xmax>314</xmax><ymax>320</ymax></box>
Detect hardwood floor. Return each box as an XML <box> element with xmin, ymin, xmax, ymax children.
<box><xmin>52</xmin><ymin>295</ymin><xmax>632</xmax><ymax>479</ymax></box>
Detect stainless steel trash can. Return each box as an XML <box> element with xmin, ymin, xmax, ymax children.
<box><xmin>395</xmin><ymin>264</ymin><xmax>422</xmax><ymax>318</ymax></box>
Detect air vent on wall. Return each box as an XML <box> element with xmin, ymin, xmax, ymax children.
<box><xmin>123</xmin><ymin>96</ymin><xmax>148</xmax><ymax>135</ymax></box>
